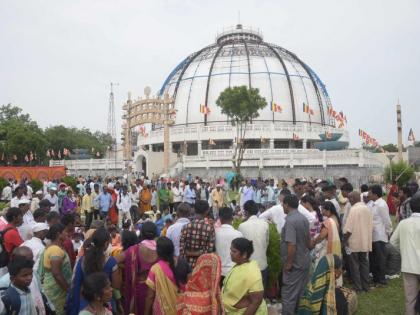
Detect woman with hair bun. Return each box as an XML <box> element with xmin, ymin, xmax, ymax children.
<box><xmin>118</xmin><ymin>221</ymin><xmax>158</xmax><ymax>315</ymax></box>
<box><xmin>222</xmin><ymin>237</ymin><xmax>268</xmax><ymax>314</ymax></box>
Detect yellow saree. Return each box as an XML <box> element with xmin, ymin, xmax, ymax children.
<box><xmin>222</xmin><ymin>260</ymin><xmax>268</xmax><ymax>315</ymax></box>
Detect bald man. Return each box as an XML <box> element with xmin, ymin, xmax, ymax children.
<box><xmin>0</xmin><ymin>246</ymin><xmax>54</xmax><ymax>314</ymax></box>
<box><xmin>343</xmin><ymin>191</ymin><xmax>373</xmax><ymax>292</ymax></box>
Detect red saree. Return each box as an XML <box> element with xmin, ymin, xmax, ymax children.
<box><xmin>177</xmin><ymin>253</ymin><xmax>223</xmax><ymax>315</ymax></box>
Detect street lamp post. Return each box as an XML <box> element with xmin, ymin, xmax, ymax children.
<box><xmin>386</xmin><ymin>153</ymin><xmax>395</xmax><ymax>182</ymax></box>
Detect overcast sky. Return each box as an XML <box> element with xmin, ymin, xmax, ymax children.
<box><xmin>1</xmin><ymin>0</ymin><xmax>419</xmax><ymax>147</ymax></box>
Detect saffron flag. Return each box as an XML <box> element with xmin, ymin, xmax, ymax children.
<box><xmin>200</xmin><ymin>104</ymin><xmax>210</xmax><ymax>115</ymax></box>
<box><xmin>271</xmin><ymin>101</ymin><xmax>282</xmax><ymax>113</ymax></box>
<box><xmin>408</xmin><ymin>128</ymin><xmax>416</xmax><ymax>142</ymax></box>
<box><xmin>303</xmin><ymin>103</ymin><xmax>309</xmax><ymax>113</ymax></box>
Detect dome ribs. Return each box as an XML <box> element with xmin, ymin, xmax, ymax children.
<box><xmin>276</xmin><ymin>46</ymin><xmax>326</xmax><ymax>126</ymax></box>
<box><xmin>203</xmin><ymin>42</ymin><xmax>228</xmax><ymax>126</ymax></box>
<box><xmin>242</xmin><ymin>40</ymin><xmax>252</xmax><ymax>89</ymax></box>
<box><xmin>263</xmin><ymin>44</ymin><xmax>297</xmax><ymax>125</ymax></box>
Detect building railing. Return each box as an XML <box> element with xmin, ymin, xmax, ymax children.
<box><xmin>139</xmin><ymin>122</ymin><xmax>349</xmax><ymax>146</ymax></box>
<box><xmin>49</xmin><ymin>159</ymin><xmax>125</xmax><ymax>170</ymax></box>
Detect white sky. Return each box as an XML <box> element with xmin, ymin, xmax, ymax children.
<box><xmin>1</xmin><ymin>0</ymin><xmax>419</xmax><ymax>147</ymax></box>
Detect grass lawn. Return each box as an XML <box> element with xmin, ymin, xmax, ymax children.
<box><xmin>356</xmin><ymin>277</ymin><xmax>404</xmax><ymax>314</ymax></box>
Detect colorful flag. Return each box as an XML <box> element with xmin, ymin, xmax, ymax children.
<box><xmin>29</xmin><ymin>151</ymin><xmax>34</xmax><ymax>161</ymax></box>
<box><xmin>303</xmin><ymin>103</ymin><xmax>309</xmax><ymax>114</ymax></box>
<box><xmin>58</xmin><ymin>150</ymin><xmax>61</xmax><ymax>159</ymax></box>
<box><xmin>24</xmin><ymin>155</ymin><xmax>29</xmax><ymax>162</ymax></box>
<box><xmin>12</xmin><ymin>154</ymin><xmax>17</xmax><ymax>161</ymax></box>
<box><xmin>271</xmin><ymin>101</ymin><xmax>282</xmax><ymax>113</ymax></box>
<box><xmin>200</xmin><ymin>104</ymin><xmax>210</xmax><ymax>114</ymax></box>
<box><xmin>293</xmin><ymin>133</ymin><xmax>300</xmax><ymax>141</ymax></box>
<box><xmin>309</xmin><ymin>108</ymin><xmax>314</xmax><ymax>116</ymax></box>
<box><xmin>408</xmin><ymin>128</ymin><xmax>416</xmax><ymax>142</ymax></box>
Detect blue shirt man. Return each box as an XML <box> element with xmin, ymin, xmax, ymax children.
<box><xmin>97</xmin><ymin>188</ymin><xmax>112</xmax><ymax>216</ymax></box>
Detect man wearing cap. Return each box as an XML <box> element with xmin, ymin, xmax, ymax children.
<box><xmin>30</xmin><ymin>190</ymin><xmax>44</xmax><ymax>212</ymax></box>
<box><xmin>20</xmin><ymin>222</ymin><xmax>48</xmax><ymax>271</ymax></box>
<box><xmin>45</xmin><ymin>186</ymin><xmax>59</xmax><ymax>212</ymax></box>
<box><xmin>17</xmin><ymin>199</ymin><xmax>34</xmax><ymax>241</ymax></box>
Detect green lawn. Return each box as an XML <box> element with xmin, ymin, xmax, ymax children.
<box><xmin>356</xmin><ymin>277</ymin><xmax>404</xmax><ymax>314</ymax></box>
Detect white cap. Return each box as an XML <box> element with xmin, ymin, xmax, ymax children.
<box><xmin>36</xmin><ymin>190</ymin><xmax>43</xmax><ymax>195</ymax></box>
<box><xmin>18</xmin><ymin>199</ymin><xmax>30</xmax><ymax>205</ymax></box>
<box><xmin>32</xmin><ymin>222</ymin><xmax>49</xmax><ymax>233</ymax></box>
<box><xmin>107</xmin><ymin>183</ymin><xmax>114</xmax><ymax>189</ymax></box>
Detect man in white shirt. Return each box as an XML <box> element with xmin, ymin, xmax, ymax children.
<box><xmin>259</xmin><ymin>189</ymin><xmax>289</xmax><ymax>233</ymax></box>
<box><xmin>117</xmin><ymin>186</ymin><xmax>132</xmax><ymax>228</ymax></box>
<box><xmin>340</xmin><ymin>183</ymin><xmax>354</xmax><ymax>228</ymax></box>
<box><xmin>10</xmin><ymin>186</ymin><xmax>25</xmax><ymax>208</ymax></box>
<box><xmin>238</xmin><ymin>200</ymin><xmax>269</xmax><ymax>289</ymax></box>
<box><xmin>322</xmin><ymin>185</ymin><xmax>341</xmax><ymax>217</ymax></box>
<box><xmin>344</xmin><ymin>191</ymin><xmax>373</xmax><ymax>292</ymax></box>
<box><xmin>44</xmin><ymin>186</ymin><xmax>59</xmax><ymax>213</ymax></box>
<box><xmin>171</xmin><ymin>182</ymin><xmax>183</xmax><ymax>211</ymax></box>
<box><xmin>390</xmin><ymin>192</ymin><xmax>420</xmax><ymax>315</ymax></box>
<box><xmin>20</xmin><ymin>223</ymin><xmax>48</xmax><ymax>271</ymax></box>
<box><xmin>1</xmin><ymin>184</ymin><xmax>12</xmax><ymax>202</ymax></box>
<box><xmin>368</xmin><ymin>184</ymin><xmax>392</xmax><ymax>286</ymax></box>
<box><xmin>216</xmin><ymin>206</ymin><xmax>243</xmax><ymax>279</ymax></box>
<box><xmin>166</xmin><ymin>202</ymin><xmax>190</xmax><ymax>257</ymax></box>
<box><xmin>30</xmin><ymin>191</ymin><xmax>43</xmax><ymax>212</ymax></box>
<box><xmin>17</xmin><ymin>199</ymin><xmax>34</xmax><ymax>241</ymax></box>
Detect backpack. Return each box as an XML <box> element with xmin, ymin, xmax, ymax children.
<box><xmin>0</xmin><ymin>227</ymin><xmax>15</xmax><ymax>268</ymax></box>
<box><xmin>0</xmin><ymin>286</ymin><xmax>21</xmax><ymax>315</ymax></box>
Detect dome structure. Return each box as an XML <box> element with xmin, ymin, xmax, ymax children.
<box><xmin>159</xmin><ymin>24</ymin><xmax>334</xmax><ymax>127</ymax></box>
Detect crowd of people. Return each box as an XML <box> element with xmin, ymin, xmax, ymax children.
<box><xmin>0</xmin><ymin>174</ymin><xmax>419</xmax><ymax>315</ymax></box>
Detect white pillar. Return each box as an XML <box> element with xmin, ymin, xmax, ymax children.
<box><xmin>303</xmin><ymin>138</ymin><xmax>307</xmax><ymax>149</ymax></box>
<box><xmin>269</xmin><ymin>139</ymin><xmax>274</xmax><ymax>149</ymax></box>
<box><xmin>197</xmin><ymin>140</ymin><xmax>202</xmax><ymax>156</ymax></box>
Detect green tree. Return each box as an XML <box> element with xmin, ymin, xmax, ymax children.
<box><xmin>216</xmin><ymin>86</ymin><xmax>266</xmax><ymax>174</ymax></box>
<box><xmin>0</xmin><ymin>104</ymin><xmax>47</xmax><ymax>165</ymax></box>
<box><xmin>382</xmin><ymin>143</ymin><xmax>399</xmax><ymax>153</ymax></box>
<box><xmin>384</xmin><ymin>160</ymin><xmax>415</xmax><ymax>186</ymax></box>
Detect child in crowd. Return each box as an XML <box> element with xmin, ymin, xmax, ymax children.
<box><xmin>161</xmin><ymin>218</ymin><xmax>173</xmax><ymax>236</ymax></box>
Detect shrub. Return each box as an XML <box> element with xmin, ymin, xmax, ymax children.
<box><xmin>0</xmin><ymin>178</ymin><xmax>8</xmax><ymax>194</ymax></box>
<box><xmin>384</xmin><ymin>160</ymin><xmax>415</xmax><ymax>186</ymax></box>
<box><xmin>30</xmin><ymin>179</ymin><xmax>43</xmax><ymax>192</ymax></box>
<box><xmin>61</xmin><ymin>176</ymin><xmax>77</xmax><ymax>191</ymax></box>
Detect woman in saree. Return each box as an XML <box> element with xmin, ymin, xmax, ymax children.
<box><xmin>145</xmin><ymin>236</ymin><xmax>182</xmax><ymax>315</ymax></box>
<box><xmin>311</xmin><ymin>201</ymin><xmax>342</xmax><ymax>268</ymax></box>
<box><xmin>140</xmin><ymin>185</ymin><xmax>152</xmax><ymax>214</ymax></box>
<box><xmin>222</xmin><ymin>237</ymin><xmax>268</xmax><ymax>315</ymax></box>
<box><xmin>117</xmin><ymin>221</ymin><xmax>158</xmax><ymax>315</ymax></box>
<box><xmin>67</xmin><ymin>227</ymin><xmax>121</xmax><ymax>315</ymax></box>
<box><xmin>108</xmin><ymin>187</ymin><xmax>119</xmax><ymax>225</ymax></box>
<box><xmin>177</xmin><ymin>253</ymin><xmax>223</xmax><ymax>315</ymax></box>
<box><xmin>38</xmin><ymin>223</ymin><xmax>72</xmax><ymax>315</ymax></box>
<box><xmin>298</xmin><ymin>254</ymin><xmax>357</xmax><ymax>315</ymax></box>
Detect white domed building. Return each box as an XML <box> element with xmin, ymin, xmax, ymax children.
<box><xmin>130</xmin><ymin>25</ymin><xmax>381</xmax><ymax>179</ymax></box>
